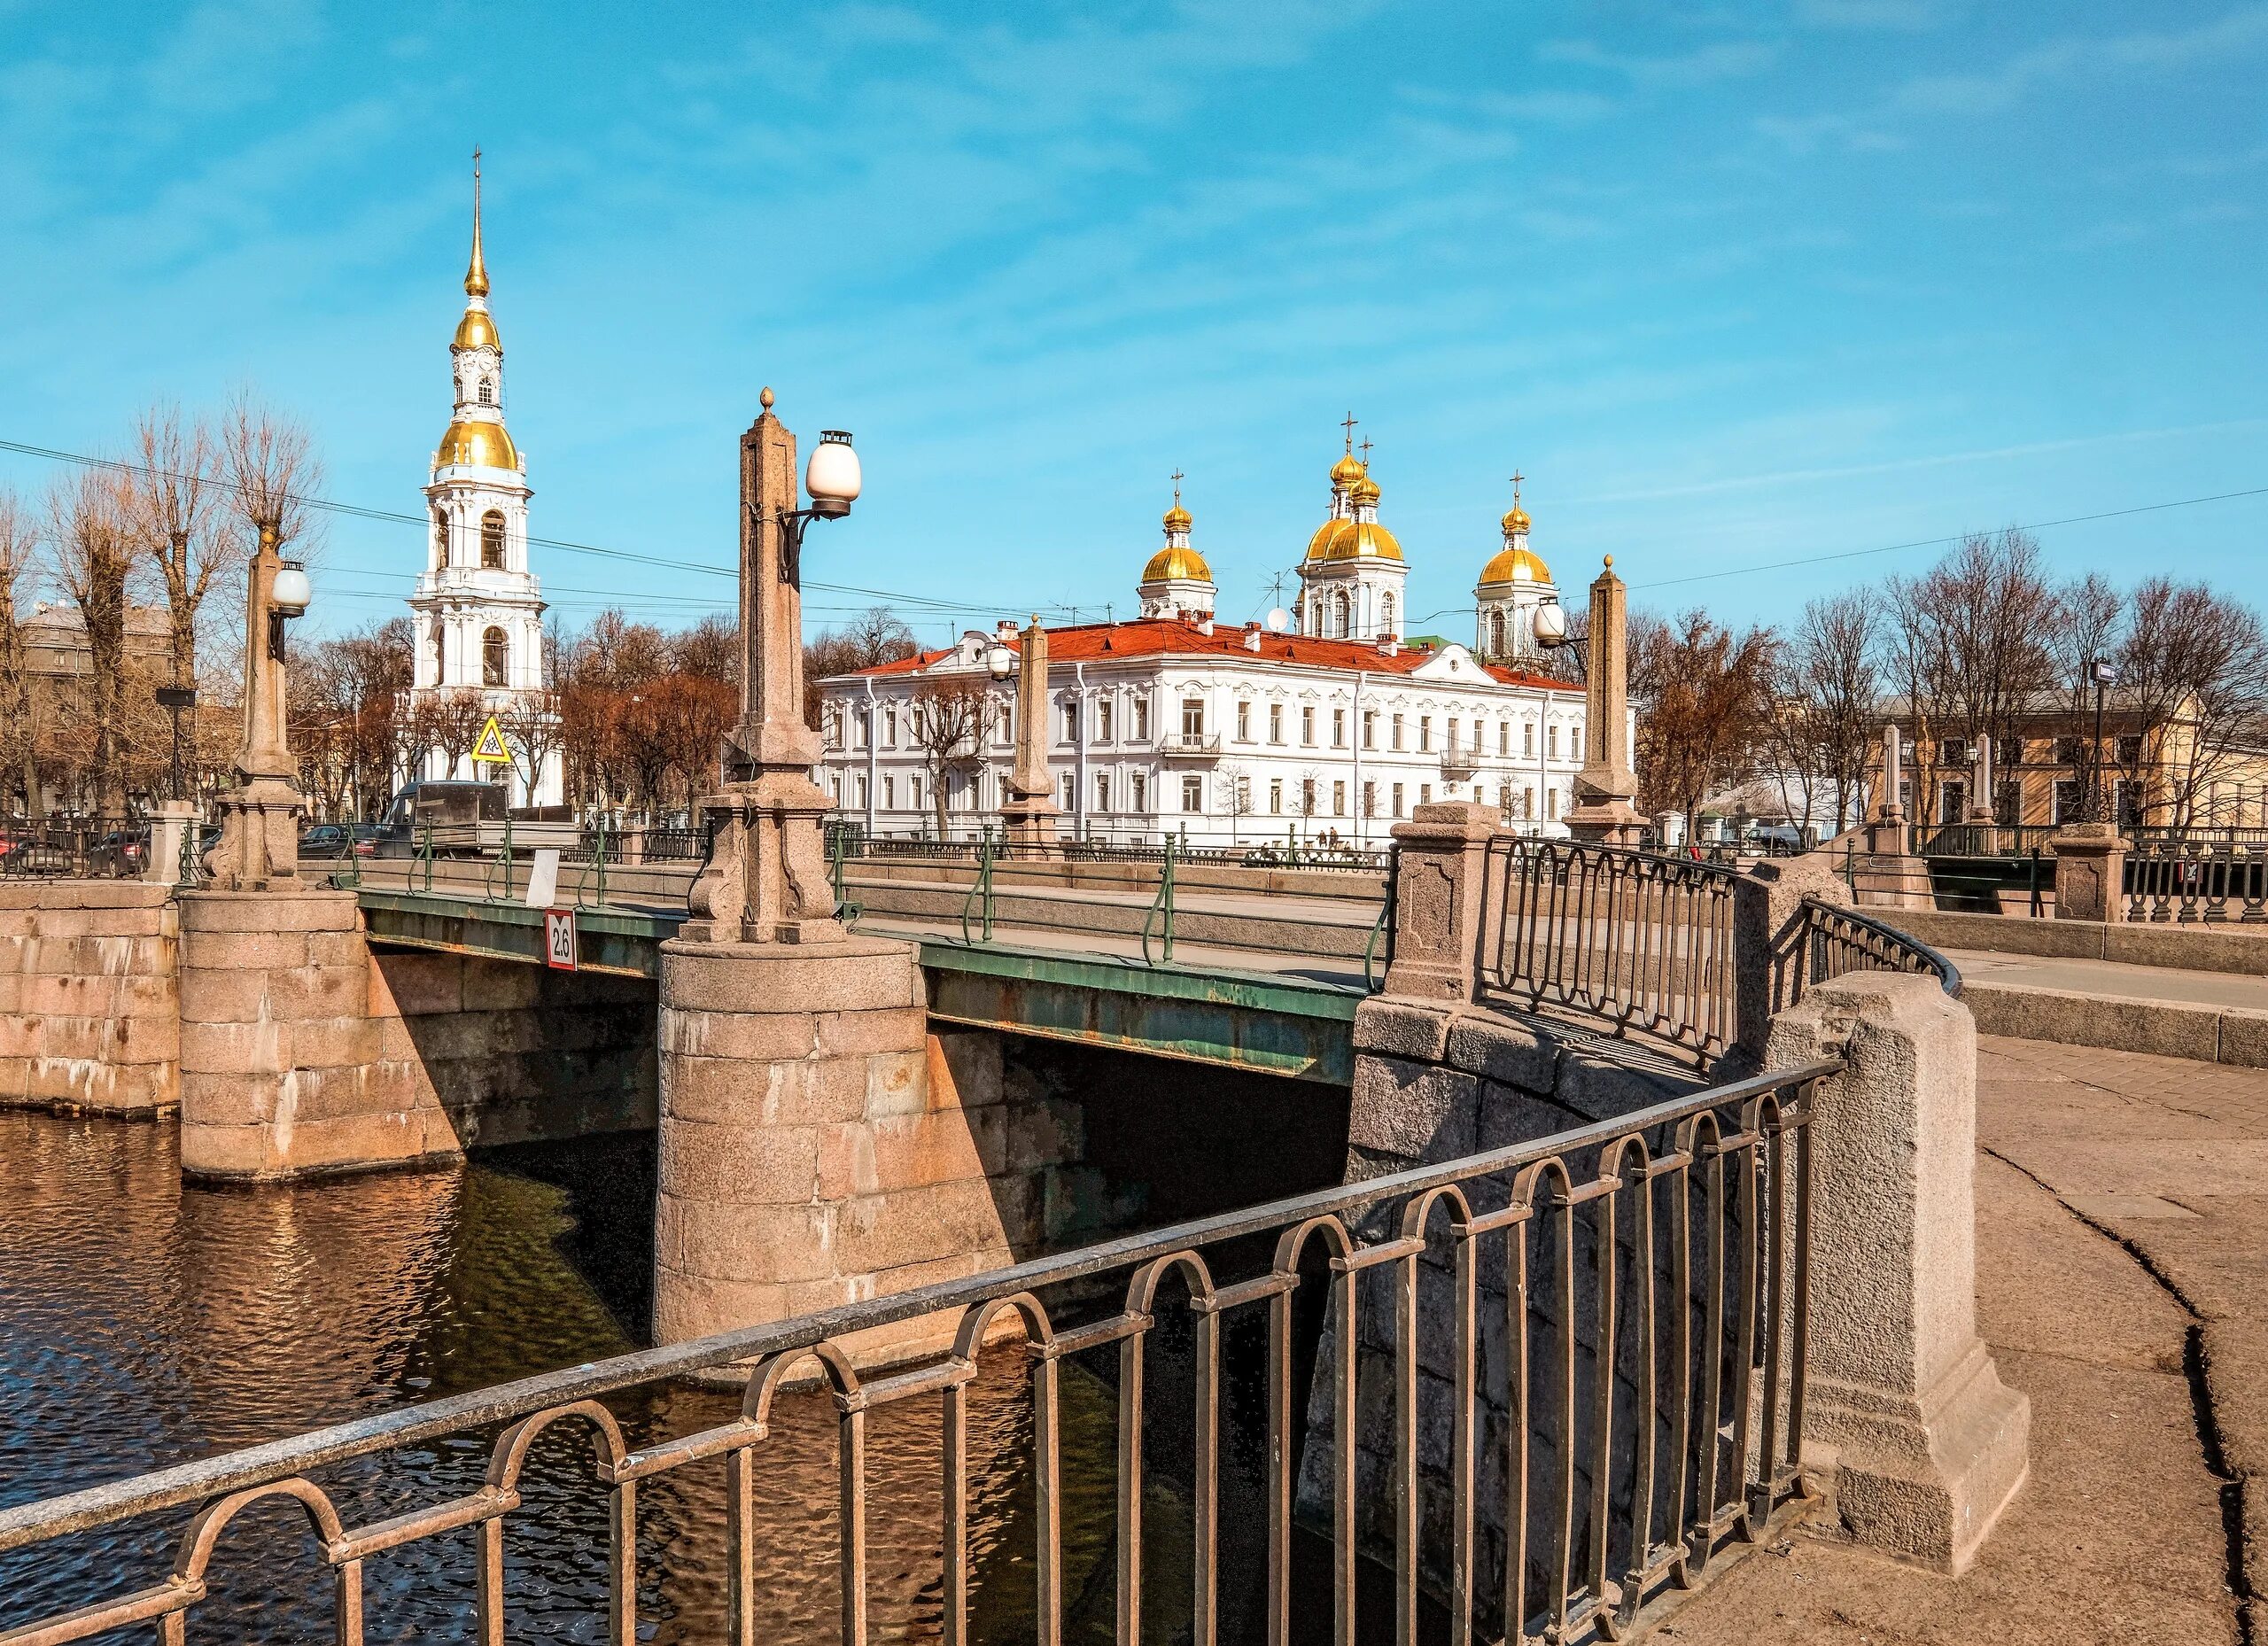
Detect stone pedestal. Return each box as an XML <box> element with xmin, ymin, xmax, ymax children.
<box><xmin>146</xmin><ymin>801</ymin><xmax>198</xmax><ymax>886</ymax></box>
<box><xmin>1378</xmin><ymin>803</ymin><xmax>1499</xmax><ymax>1004</ymax></box>
<box><xmin>177</xmin><ymin>887</ymin><xmax>451</xmax><ymax>1181</ymax></box>
<box><xmin>656</xmin><ymin>934</ymin><xmax>1000</xmax><ymax>1372</ymax></box>
<box><xmin>2048</xmin><ymin>821</ymin><xmax>2128</xmax><ymax>923</ymax></box>
<box><xmin>201</xmin><ymin>777</ymin><xmax>303</xmax><ymax>891</ymax></box>
<box><xmin>1766</xmin><ymin>972</ymin><xmax>2030</xmax><ymax>1573</ymax></box>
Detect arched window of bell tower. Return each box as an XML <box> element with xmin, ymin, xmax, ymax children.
<box><xmin>433</xmin><ymin>511</ymin><xmax>448</xmax><ymax>568</ymax></box>
<box><xmin>1332</xmin><ymin>590</ymin><xmax>1352</xmax><ymax>639</ymax></box>
<box><xmin>480</xmin><ymin>511</ymin><xmax>506</xmax><ymax>569</ymax></box>
<box><xmin>1488</xmin><ymin>609</ymin><xmax>1506</xmax><ymax>657</ymax></box>
<box><xmin>478</xmin><ymin>377</ymin><xmax>494</xmax><ymax>406</ymax></box>
<box><xmin>483</xmin><ymin>627</ymin><xmax>509</xmax><ymax>688</ymax></box>
<box><xmin>1380</xmin><ymin>592</ymin><xmax>1396</xmax><ymax>639</ymax></box>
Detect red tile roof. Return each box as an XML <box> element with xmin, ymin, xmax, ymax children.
<box><xmin>841</xmin><ymin>617</ymin><xmax>1580</xmax><ymax>691</ymax></box>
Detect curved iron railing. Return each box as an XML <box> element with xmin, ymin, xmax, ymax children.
<box><xmin>0</xmin><ymin>1062</ymin><xmax>1836</xmax><ymax>1646</ymax></box>
<box><xmin>1477</xmin><ymin>839</ymin><xmax>1743</xmax><ymax>1060</ymax></box>
<box><xmin>1797</xmin><ymin>896</ymin><xmax>1962</xmax><ymax>1000</ymax></box>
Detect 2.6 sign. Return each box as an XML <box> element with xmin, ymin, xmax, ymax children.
<box><xmin>544</xmin><ymin>908</ymin><xmax>577</xmax><ymax>971</ymax></box>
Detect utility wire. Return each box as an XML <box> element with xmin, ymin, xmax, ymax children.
<box><xmin>0</xmin><ymin>436</ymin><xmax>1062</xmax><ymax>621</ymax></box>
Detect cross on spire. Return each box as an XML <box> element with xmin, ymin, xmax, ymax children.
<box><xmin>1340</xmin><ymin>411</ymin><xmax>1358</xmax><ymax>453</ymax></box>
<box><xmin>1170</xmin><ymin>467</ymin><xmax>1184</xmax><ymax>506</ymax></box>
<box><xmin>1509</xmin><ymin>470</ymin><xmax>1525</xmax><ymax>506</ymax></box>
<box><xmin>1359</xmin><ymin>437</ymin><xmax>1373</xmax><ymax>465</ymax></box>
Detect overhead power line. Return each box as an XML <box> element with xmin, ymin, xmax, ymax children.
<box><xmin>0</xmin><ymin>436</ymin><xmax>1060</xmax><ymax>622</ymax></box>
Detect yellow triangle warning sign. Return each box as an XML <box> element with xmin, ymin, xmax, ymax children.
<box><xmin>470</xmin><ymin>714</ymin><xmax>513</xmax><ymax>765</ymax></box>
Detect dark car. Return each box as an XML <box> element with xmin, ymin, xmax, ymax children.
<box><xmin>301</xmin><ymin>823</ymin><xmax>383</xmax><ymax>860</ymax></box>
<box><xmin>88</xmin><ymin>828</ymin><xmax>148</xmax><ymax>877</ymax></box>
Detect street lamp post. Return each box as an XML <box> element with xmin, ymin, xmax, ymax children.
<box><xmin>685</xmin><ymin>389</ymin><xmax>862</xmax><ymax>944</ymax></box>
<box><xmin>2089</xmin><ymin>657</ymin><xmax>2120</xmax><ymax>825</ymax></box>
<box><xmin>154</xmin><ymin>685</ymin><xmax>198</xmax><ymax>802</ymax></box>
<box><xmin>202</xmin><ymin>530</ymin><xmax>312</xmax><ymax>889</ymax></box>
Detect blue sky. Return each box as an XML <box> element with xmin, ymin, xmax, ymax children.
<box><xmin>3</xmin><ymin>1</ymin><xmax>2263</xmax><ymax>645</ymax></box>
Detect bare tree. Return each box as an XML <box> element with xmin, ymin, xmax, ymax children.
<box><xmin>124</xmin><ymin>405</ymin><xmax>226</xmax><ymax>697</ymax></box>
<box><xmin>2116</xmin><ymin>578</ymin><xmax>2268</xmax><ymax>827</ymax></box>
<box><xmin>220</xmin><ymin>392</ymin><xmax>322</xmax><ymax>556</ymax></box>
<box><xmin>906</xmin><ymin>675</ymin><xmax>999</xmax><ymax>838</ymax></box>
<box><xmin>1214</xmin><ymin>759</ymin><xmax>1257</xmax><ymax>842</ymax></box>
<box><xmin>0</xmin><ymin>492</ymin><xmax>37</xmax><ymax>818</ymax></box>
<box><xmin>1631</xmin><ymin>608</ymin><xmax>1779</xmax><ymax>839</ymax></box>
<box><xmin>499</xmin><ymin>690</ymin><xmax>566</xmax><ymax>811</ymax></box>
<box><xmin>1772</xmin><ymin>590</ymin><xmax>1884</xmax><ymax>833</ymax></box>
<box><xmin>805</xmin><ymin>605</ymin><xmax>918</xmax><ymax>723</ymax></box>
<box><xmin>46</xmin><ymin>467</ymin><xmax>136</xmax><ymax>818</ymax></box>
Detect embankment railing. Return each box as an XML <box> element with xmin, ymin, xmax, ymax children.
<box><xmin>1477</xmin><ymin>839</ymin><xmax>1742</xmax><ymax>1060</ymax></box>
<box><xmin>0</xmin><ymin>1061</ymin><xmax>1835</xmax><ymax>1646</ymax></box>
<box><xmin>1797</xmin><ymin>896</ymin><xmax>1962</xmax><ymax>1001</ymax></box>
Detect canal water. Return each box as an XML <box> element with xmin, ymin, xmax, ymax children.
<box><xmin>0</xmin><ymin>1110</ymin><xmax>1212</xmax><ymax>1646</ymax></box>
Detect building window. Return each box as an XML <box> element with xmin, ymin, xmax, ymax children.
<box><xmin>884</xmin><ymin>705</ymin><xmax>898</xmax><ymax>749</ymax></box>
<box><xmin>1520</xmin><ymin>787</ymin><xmax>1534</xmax><ymax>819</ymax></box>
<box><xmin>1363</xmin><ymin>710</ymin><xmax>1377</xmax><ymax>749</ymax></box>
<box><xmin>1546</xmin><ymin>725</ymin><xmax>1558</xmax><ymax>759</ymax></box>
<box><xmin>883</xmin><ymin>775</ymin><xmax>896</xmax><ymax>809</ymax></box>
<box><xmin>432</xmin><ymin>625</ymin><xmax>446</xmax><ymax>682</ymax></box>
<box><xmin>1270</xmin><ymin>779</ymin><xmax>1283</xmax><ymax>815</ymax></box>
<box><xmin>1060</xmin><ymin>774</ymin><xmax>1075</xmax><ymax>811</ymax></box>
<box><xmin>432</xmin><ymin>512</ymin><xmax>449</xmax><ymax>566</ymax></box>
<box><xmin>1391</xmin><ymin>713</ymin><xmax>1404</xmax><ymax>751</ymax></box>
<box><xmin>481</xmin><ymin>626</ymin><xmax>508</xmax><ymax>687</ymax></box>
<box><xmin>1418</xmin><ymin>715</ymin><xmax>1432</xmax><ymax>754</ymax></box>
<box><xmin>1572</xmin><ymin>726</ymin><xmax>1583</xmax><ymax>761</ymax></box>
<box><xmin>1332</xmin><ymin>590</ymin><xmax>1352</xmax><ymax>638</ymax></box>
<box><xmin>1181</xmin><ymin>698</ymin><xmax>1206</xmax><ymax>744</ymax></box>
<box><xmin>1235</xmin><ymin>701</ymin><xmax>1250</xmax><ymax>741</ymax></box>
<box><xmin>1131</xmin><ymin>773</ymin><xmax>1147</xmax><ymax>811</ymax></box>
<box><xmin>1132</xmin><ymin>696</ymin><xmax>1150</xmax><ymax>741</ymax></box>
<box><xmin>831</xmin><ymin>774</ymin><xmax>842</xmax><ymax>804</ymax></box>
<box><xmin>909</xmin><ymin>773</ymin><xmax>923</xmax><ymax>812</ymax></box>
<box><xmin>478</xmin><ymin>377</ymin><xmax>494</xmax><ymax>406</ymax></box>
<box><xmin>480</xmin><ymin>510</ymin><xmax>505</xmax><ymax>569</ymax></box>
<box><xmin>1097</xmin><ymin>698</ymin><xmax>1114</xmax><ymax>741</ymax></box>
<box><xmin>1419</xmin><ymin>784</ymin><xmax>1433</xmax><ymax>806</ymax></box>
<box><xmin>1546</xmin><ymin>787</ymin><xmax>1559</xmax><ymax>820</ymax></box>
<box><xmin>1363</xmin><ymin>781</ymin><xmax>1376</xmax><ymax>819</ymax></box>
<box><xmin>1332</xmin><ymin>780</ymin><xmax>1346</xmax><ymax>817</ymax></box>
<box><xmin>857</xmin><ymin>773</ymin><xmax>869</xmax><ymax>807</ymax></box>
<box><xmin>1182</xmin><ymin>775</ymin><xmax>1203</xmax><ymax>812</ymax></box>
<box><xmin>1488</xmin><ymin>609</ymin><xmax>1506</xmax><ymax>656</ymax></box>
<box><xmin>1269</xmin><ymin>703</ymin><xmax>1284</xmax><ymax>745</ymax></box>
<box><xmin>1332</xmin><ymin>708</ymin><xmax>1346</xmax><ymax>748</ymax></box>
<box><xmin>1380</xmin><ymin>593</ymin><xmax>1396</xmax><ymax>637</ymax></box>
<box><xmin>1524</xmin><ymin>721</ymin><xmax>1535</xmax><ymax>757</ymax></box>
<box><xmin>1392</xmin><ymin>782</ymin><xmax>1405</xmax><ymax>819</ymax></box>
<box><xmin>1301</xmin><ymin>778</ymin><xmax>1317</xmax><ymax>816</ymax></box>
<box><xmin>1097</xmin><ymin>774</ymin><xmax>1111</xmax><ymax>811</ymax></box>
<box><xmin>1498</xmin><ymin>721</ymin><xmax>1511</xmax><ymax>757</ymax></box>
<box><xmin>1062</xmin><ymin>701</ymin><xmax>1080</xmax><ymax>745</ymax></box>
<box><xmin>1301</xmin><ymin>706</ymin><xmax>1316</xmax><ymax>746</ymax></box>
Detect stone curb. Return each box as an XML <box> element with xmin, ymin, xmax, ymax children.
<box><xmin>1961</xmin><ymin>978</ymin><xmax>2268</xmax><ymax>1068</ymax></box>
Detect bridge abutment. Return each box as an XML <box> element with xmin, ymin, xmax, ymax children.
<box><xmin>656</xmin><ymin>935</ymin><xmax>1021</xmax><ymax>1370</ymax></box>
<box><xmin>0</xmin><ymin>881</ymin><xmax>179</xmax><ymax>1115</ymax></box>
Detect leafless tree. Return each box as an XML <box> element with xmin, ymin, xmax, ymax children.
<box><xmin>1631</xmin><ymin>607</ymin><xmax>1780</xmax><ymax>839</ymax></box>
<box><xmin>123</xmin><ymin>405</ymin><xmax>226</xmax><ymax>696</ymax></box>
<box><xmin>0</xmin><ymin>492</ymin><xmax>37</xmax><ymax>817</ymax></box>
<box><xmin>220</xmin><ymin>392</ymin><xmax>322</xmax><ymax>557</ymax></box>
<box><xmin>1214</xmin><ymin>759</ymin><xmax>1257</xmax><ymax>842</ymax></box>
<box><xmin>907</xmin><ymin>675</ymin><xmax>998</xmax><ymax>838</ymax></box>
<box><xmin>2116</xmin><ymin>578</ymin><xmax>2268</xmax><ymax>827</ymax></box>
<box><xmin>1771</xmin><ymin>590</ymin><xmax>1884</xmax><ymax>833</ymax></box>
<box><xmin>45</xmin><ymin>467</ymin><xmax>136</xmax><ymax>818</ymax></box>
<box><xmin>499</xmin><ymin>691</ymin><xmax>567</xmax><ymax>811</ymax></box>
<box><xmin>805</xmin><ymin>605</ymin><xmax>918</xmax><ymax>723</ymax></box>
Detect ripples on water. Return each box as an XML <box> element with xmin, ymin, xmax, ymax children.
<box><xmin>0</xmin><ymin>1113</ymin><xmax>1227</xmax><ymax>1646</ymax></box>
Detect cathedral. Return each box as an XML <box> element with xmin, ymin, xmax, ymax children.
<box><xmin>402</xmin><ymin>159</ymin><xmax>563</xmax><ymax>807</ymax></box>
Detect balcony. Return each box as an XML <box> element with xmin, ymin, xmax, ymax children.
<box><xmin>1161</xmin><ymin>732</ymin><xmax>1223</xmax><ymax>758</ymax></box>
<box><xmin>1439</xmin><ymin>741</ymin><xmax>1484</xmax><ymax>777</ymax></box>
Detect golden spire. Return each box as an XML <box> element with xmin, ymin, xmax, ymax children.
<box><xmin>464</xmin><ymin>147</ymin><xmax>489</xmax><ymax>298</ymax></box>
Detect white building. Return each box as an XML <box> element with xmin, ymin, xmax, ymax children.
<box><xmin>402</xmin><ymin>160</ymin><xmax>562</xmax><ymax>807</ymax></box>
<box><xmin>816</xmin><ymin>449</ymin><xmax>1594</xmax><ymax>848</ymax></box>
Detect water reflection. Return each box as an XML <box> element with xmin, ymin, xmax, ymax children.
<box><xmin>0</xmin><ymin>1112</ymin><xmax>1205</xmax><ymax>1645</ymax></box>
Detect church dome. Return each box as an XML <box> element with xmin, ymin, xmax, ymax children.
<box><xmin>1161</xmin><ymin>500</ymin><xmax>1192</xmax><ymax>532</ymax></box>
<box><xmin>1305</xmin><ymin>518</ymin><xmax>1404</xmax><ymax>563</ymax></box>
<box><xmin>1330</xmin><ymin>452</ymin><xmax>1367</xmax><ymax>487</ymax></box>
<box><xmin>1479</xmin><ymin>544</ymin><xmax>1551</xmax><ymax>586</ymax></box>
<box><xmin>436</xmin><ymin>418</ymin><xmax>520</xmax><ymax>470</ymax></box>
<box><xmin>454</xmin><ymin>307</ymin><xmax>501</xmax><ymax>353</ymax></box>
<box><xmin>1143</xmin><ymin>545</ymin><xmax>1211</xmax><ymax>582</ymax></box>
<box><xmin>1502</xmin><ymin>504</ymin><xmax>1530</xmax><ymax>533</ymax></box>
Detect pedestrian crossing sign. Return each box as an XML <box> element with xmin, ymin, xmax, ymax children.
<box><xmin>470</xmin><ymin>715</ymin><xmax>513</xmax><ymax>765</ymax></box>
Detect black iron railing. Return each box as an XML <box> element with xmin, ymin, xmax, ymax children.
<box><xmin>2124</xmin><ymin>835</ymin><xmax>2268</xmax><ymax>924</ymax></box>
<box><xmin>1797</xmin><ymin>897</ymin><xmax>1963</xmax><ymax>999</ymax></box>
<box><xmin>0</xmin><ymin>821</ymin><xmax>140</xmax><ymax>880</ymax></box>
<box><xmin>0</xmin><ymin>1060</ymin><xmax>1833</xmax><ymax>1646</ymax></box>
<box><xmin>1477</xmin><ymin>839</ymin><xmax>1741</xmax><ymax>1060</ymax></box>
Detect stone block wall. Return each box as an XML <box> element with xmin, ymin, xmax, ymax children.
<box><xmin>180</xmin><ymin>889</ymin><xmax>656</xmax><ymax>1182</ymax></box>
<box><xmin>0</xmin><ymin>881</ymin><xmax>179</xmax><ymax>1115</ymax></box>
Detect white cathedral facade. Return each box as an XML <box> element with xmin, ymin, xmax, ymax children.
<box><xmin>402</xmin><ymin>161</ymin><xmax>563</xmax><ymax>808</ymax></box>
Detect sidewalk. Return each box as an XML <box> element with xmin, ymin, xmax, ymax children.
<box><xmin>1660</xmin><ymin>1034</ymin><xmax>2259</xmax><ymax>1643</ymax></box>
<box><xmin>1947</xmin><ymin>948</ymin><xmax>2268</xmax><ymax>1066</ymax></box>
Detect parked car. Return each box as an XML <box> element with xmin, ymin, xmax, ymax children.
<box><xmin>300</xmin><ymin>823</ymin><xmax>382</xmax><ymax>860</ymax></box>
<box><xmin>88</xmin><ymin>829</ymin><xmax>148</xmax><ymax>877</ymax></box>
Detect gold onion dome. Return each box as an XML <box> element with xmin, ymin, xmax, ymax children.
<box><xmin>1352</xmin><ymin>474</ymin><xmax>1381</xmax><ymax>505</ymax></box>
<box><xmin>1502</xmin><ymin>504</ymin><xmax>1530</xmax><ymax>533</ymax></box>
<box><xmin>1144</xmin><ymin>545</ymin><xmax>1211</xmax><ymax>582</ymax></box>
<box><xmin>454</xmin><ymin>307</ymin><xmax>500</xmax><ymax>353</ymax></box>
<box><xmin>1330</xmin><ymin>452</ymin><xmax>1368</xmax><ymax>486</ymax></box>
<box><xmin>1305</xmin><ymin>518</ymin><xmax>1404</xmax><ymax>563</ymax></box>
<box><xmin>437</xmin><ymin>418</ymin><xmax>520</xmax><ymax>470</ymax></box>
<box><xmin>1480</xmin><ymin>544</ymin><xmax>1552</xmax><ymax>585</ymax></box>
<box><xmin>1162</xmin><ymin>500</ymin><xmax>1193</xmax><ymax>532</ymax></box>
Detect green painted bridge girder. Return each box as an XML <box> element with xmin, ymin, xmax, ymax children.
<box><xmin>352</xmin><ymin>888</ymin><xmax>1361</xmax><ymax>1083</ymax></box>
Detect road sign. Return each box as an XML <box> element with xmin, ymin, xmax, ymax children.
<box><xmin>544</xmin><ymin>907</ymin><xmax>577</xmax><ymax>970</ymax></box>
<box><xmin>470</xmin><ymin>715</ymin><xmax>512</xmax><ymax>765</ymax></box>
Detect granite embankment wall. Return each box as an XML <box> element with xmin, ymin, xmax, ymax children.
<box><xmin>0</xmin><ymin>882</ymin><xmax>179</xmax><ymax>1115</ymax></box>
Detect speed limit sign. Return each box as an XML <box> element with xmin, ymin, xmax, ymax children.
<box><xmin>544</xmin><ymin>908</ymin><xmax>577</xmax><ymax>971</ymax></box>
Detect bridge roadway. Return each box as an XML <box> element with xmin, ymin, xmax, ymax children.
<box><xmin>341</xmin><ymin>858</ymin><xmax>1370</xmax><ymax>1085</ymax></box>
